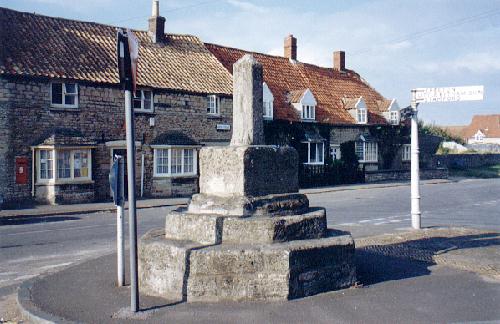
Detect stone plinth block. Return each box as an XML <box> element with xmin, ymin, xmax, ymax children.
<box><xmin>197</xmin><ymin>145</ymin><xmax>299</xmax><ymax>198</ymax></box>
<box><xmin>187</xmin><ymin>233</ymin><xmax>356</xmax><ymax>302</ymax></box>
<box><xmin>139</xmin><ymin>229</ymin><xmax>356</xmax><ymax>302</ymax></box>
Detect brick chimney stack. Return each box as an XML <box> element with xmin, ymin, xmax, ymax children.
<box><xmin>148</xmin><ymin>0</ymin><xmax>166</xmax><ymax>43</ymax></box>
<box><xmin>333</xmin><ymin>51</ymin><xmax>345</xmax><ymax>72</ymax></box>
<box><xmin>284</xmin><ymin>35</ymin><xmax>297</xmax><ymax>61</ymax></box>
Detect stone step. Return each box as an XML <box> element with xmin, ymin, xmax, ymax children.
<box><xmin>187</xmin><ymin>233</ymin><xmax>355</xmax><ymax>302</ymax></box>
<box><xmin>164</xmin><ymin>207</ymin><xmax>327</xmax><ymax>245</ymax></box>
<box><xmin>139</xmin><ymin>229</ymin><xmax>356</xmax><ymax>302</ymax></box>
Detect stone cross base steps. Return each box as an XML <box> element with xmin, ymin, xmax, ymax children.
<box><xmin>138</xmin><ymin>54</ymin><xmax>356</xmax><ymax>302</ymax></box>
<box><xmin>139</xmin><ymin>213</ymin><xmax>355</xmax><ymax>302</ymax></box>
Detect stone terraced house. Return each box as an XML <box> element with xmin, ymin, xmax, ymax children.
<box><xmin>206</xmin><ymin>38</ymin><xmax>409</xmax><ymax>178</ymax></box>
<box><xmin>0</xmin><ymin>6</ymin><xmax>233</xmax><ymax>207</ymax></box>
<box><xmin>0</xmin><ymin>4</ymin><xmax>413</xmax><ymax>207</ymax></box>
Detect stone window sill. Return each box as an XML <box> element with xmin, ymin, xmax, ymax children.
<box><xmin>134</xmin><ymin>110</ymin><xmax>155</xmax><ymax>115</ymax></box>
<box><xmin>36</xmin><ymin>179</ymin><xmax>95</xmax><ymax>186</ymax></box>
<box><xmin>153</xmin><ymin>174</ymin><xmax>198</xmax><ymax>179</ymax></box>
<box><xmin>49</xmin><ymin>106</ymin><xmax>80</xmax><ymax>112</ymax></box>
<box><xmin>207</xmin><ymin>115</ymin><xmax>223</xmax><ymax>120</ymax></box>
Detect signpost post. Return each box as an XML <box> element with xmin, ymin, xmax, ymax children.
<box><xmin>408</xmin><ymin>85</ymin><xmax>484</xmax><ymax>229</ymax></box>
<box><xmin>109</xmin><ymin>155</ymin><xmax>125</xmax><ymax>287</ymax></box>
<box><xmin>117</xmin><ymin>28</ymin><xmax>140</xmax><ymax>312</ymax></box>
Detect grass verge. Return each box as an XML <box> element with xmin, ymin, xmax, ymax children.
<box><xmin>449</xmin><ymin>164</ymin><xmax>500</xmax><ymax>178</ymax></box>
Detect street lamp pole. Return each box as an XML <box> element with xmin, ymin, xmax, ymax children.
<box><xmin>410</xmin><ymin>90</ymin><xmax>421</xmax><ymax>229</ymax></box>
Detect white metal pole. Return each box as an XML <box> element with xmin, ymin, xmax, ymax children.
<box><xmin>410</xmin><ymin>90</ymin><xmax>421</xmax><ymax>229</ymax></box>
<box><xmin>117</xmin><ymin>157</ymin><xmax>125</xmax><ymax>287</ymax></box>
<box><xmin>125</xmin><ymin>90</ymin><xmax>139</xmax><ymax>311</ymax></box>
<box><xmin>140</xmin><ymin>153</ymin><xmax>144</xmax><ymax>198</ymax></box>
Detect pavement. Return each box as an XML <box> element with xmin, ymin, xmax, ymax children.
<box><xmin>16</xmin><ymin>226</ymin><xmax>500</xmax><ymax>323</ymax></box>
<box><xmin>0</xmin><ymin>179</ymin><xmax>452</xmax><ymax>220</ymax></box>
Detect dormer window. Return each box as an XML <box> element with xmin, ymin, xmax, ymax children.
<box><xmin>390</xmin><ymin>111</ymin><xmax>399</xmax><ymax>125</ymax></box>
<box><xmin>344</xmin><ymin>97</ymin><xmax>368</xmax><ymax>124</ymax></box>
<box><xmin>302</xmin><ymin>105</ymin><xmax>315</xmax><ymax>120</ymax></box>
<box><xmin>357</xmin><ymin>106</ymin><xmax>367</xmax><ymax>124</ymax></box>
<box><xmin>263</xmin><ymin>82</ymin><xmax>274</xmax><ymax>119</ymax></box>
<box><xmin>291</xmin><ymin>88</ymin><xmax>317</xmax><ymax>122</ymax></box>
<box><xmin>474</xmin><ymin>130</ymin><xmax>485</xmax><ymax>142</ymax></box>
<box><xmin>385</xmin><ymin>99</ymin><xmax>400</xmax><ymax>125</ymax></box>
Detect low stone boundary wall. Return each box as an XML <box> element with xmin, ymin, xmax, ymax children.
<box><xmin>436</xmin><ymin>154</ymin><xmax>500</xmax><ymax>169</ymax></box>
<box><xmin>365</xmin><ymin>168</ymin><xmax>448</xmax><ymax>183</ymax></box>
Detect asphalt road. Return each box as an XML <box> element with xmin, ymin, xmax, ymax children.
<box><xmin>0</xmin><ymin>178</ymin><xmax>499</xmax><ymax>321</ymax></box>
<box><xmin>315</xmin><ymin>178</ymin><xmax>500</xmax><ymax>237</ymax></box>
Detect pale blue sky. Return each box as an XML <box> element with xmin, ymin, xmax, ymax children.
<box><xmin>2</xmin><ymin>0</ymin><xmax>499</xmax><ymax>125</ymax></box>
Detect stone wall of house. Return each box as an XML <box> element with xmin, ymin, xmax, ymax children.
<box><xmin>35</xmin><ymin>182</ymin><xmax>95</xmax><ymax>204</ymax></box>
<box><xmin>0</xmin><ymin>76</ymin><xmax>232</xmax><ymax>206</ymax></box>
<box><xmin>365</xmin><ymin>168</ymin><xmax>448</xmax><ymax>182</ymax></box>
<box><xmin>329</xmin><ymin>126</ymin><xmax>370</xmax><ymax>145</ymax></box>
<box><xmin>436</xmin><ymin>153</ymin><xmax>500</xmax><ymax>169</ymax></box>
<box><xmin>0</xmin><ymin>78</ymin><xmax>11</xmax><ymax>208</ymax></box>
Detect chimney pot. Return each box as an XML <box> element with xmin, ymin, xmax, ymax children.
<box><xmin>334</xmin><ymin>51</ymin><xmax>345</xmax><ymax>71</ymax></box>
<box><xmin>284</xmin><ymin>34</ymin><xmax>297</xmax><ymax>61</ymax></box>
<box><xmin>152</xmin><ymin>0</ymin><xmax>159</xmax><ymax>17</ymax></box>
<box><xmin>148</xmin><ymin>0</ymin><xmax>165</xmax><ymax>43</ymax></box>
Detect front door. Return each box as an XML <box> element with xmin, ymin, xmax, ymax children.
<box><xmin>111</xmin><ymin>148</ymin><xmax>128</xmax><ymax>197</ymax></box>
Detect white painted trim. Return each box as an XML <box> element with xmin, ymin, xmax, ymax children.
<box><xmin>263</xmin><ymin>82</ymin><xmax>274</xmax><ymax>120</ymax></box>
<box><xmin>153</xmin><ymin>147</ymin><xmax>198</xmax><ymax>178</ymax></box>
<box><xmin>35</xmin><ymin>148</ymin><xmax>92</xmax><ymax>184</ymax></box>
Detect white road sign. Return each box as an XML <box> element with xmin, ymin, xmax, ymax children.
<box><xmin>413</xmin><ymin>85</ymin><xmax>484</xmax><ymax>103</ymax></box>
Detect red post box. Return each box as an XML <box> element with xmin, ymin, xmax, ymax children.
<box><xmin>16</xmin><ymin>157</ymin><xmax>29</xmax><ymax>184</ymax></box>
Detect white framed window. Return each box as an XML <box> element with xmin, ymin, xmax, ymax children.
<box><xmin>474</xmin><ymin>131</ymin><xmax>484</xmax><ymax>142</ymax></box>
<box><xmin>303</xmin><ymin>142</ymin><xmax>324</xmax><ymax>165</ymax></box>
<box><xmin>51</xmin><ymin>82</ymin><xmax>78</xmax><ymax>108</ymax></box>
<box><xmin>263</xmin><ymin>100</ymin><xmax>273</xmax><ymax>119</ymax></box>
<box><xmin>207</xmin><ymin>95</ymin><xmax>220</xmax><ymax>115</ymax></box>
<box><xmin>302</xmin><ymin>105</ymin><xmax>316</xmax><ymax>120</ymax></box>
<box><xmin>355</xmin><ymin>141</ymin><xmax>378</xmax><ymax>162</ymax></box>
<box><xmin>39</xmin><ymin>149</ymin><xmax>54</xmax><ymax>180</ymax></box>
<box><xmin>402</xmin><ymin>144</ymin><xmax>411</xmax><ymax>161</ymax></box>
<box><xmin>133</xmin><ymin>89</ymin><xmax>153</xmax><ymax>112</ymax></box>
<box><xmin>154</xmin><ymin>147</ymin><xmax>198</xmax><ymax>177</ymax></box>
<box><xmin>357</xmin><ymin>107</ymin><xmax>367</xmax><ymax>124</ymax></box>
<box><xmin>390</xmin><ymin>111</ymin><xmax>399</xmax><ymax>125</ymax></box>
<box><xmin>37</xmin><ymin>148</ymin><xmax>92</xmax><ymax>183</ymax></box>
<box><xmin>330</xmin><ymin>144</ymin><xmax>341</xmax><ymax>160</ymax></box>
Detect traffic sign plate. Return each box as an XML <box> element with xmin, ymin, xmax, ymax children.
<box><xmin>413</xmin><ymin>85</ymin><xmax>484</xmax><ymax>103</ymax></box>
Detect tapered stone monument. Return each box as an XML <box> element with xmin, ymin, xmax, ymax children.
<box><xmin>139</xmin><ymin>54</ymin><xmax>356</xmax><ymax>302</ymax></box>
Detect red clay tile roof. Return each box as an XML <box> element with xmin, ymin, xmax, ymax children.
<box><xmin>206</xmin><ymin>43</ymin><xmax>388</xmax><ymax>125</ymax></box>
<box><xmin>342</xmin><ymin>97</ymin><xmax>362</xmax><ymax>109</ymax></box>
<box><xmin>0</xmin><ymin>7</ymin><xmax>232</xmax><ymax>95</ymax></box>
<box><xmin>289</xmin><ymin>89</ymin><xmax>308</xmax><ymax>103</ymax></box>
<box><xmin>463</xmin><ymin>114</ymin><xmax>500</xmax><ymax>139</ymax></box>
